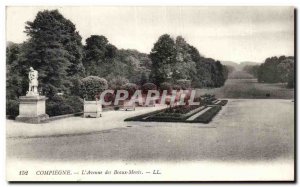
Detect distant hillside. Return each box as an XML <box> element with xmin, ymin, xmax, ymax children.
<box><xmin>221</xmin><ymin>60</ymin><xmax>260</xmax><ymax>71</ymax></box>
<box><xmin>239</xmin><ymin>61</ymin><xmax>261</xmax><ymax>69</ymax></box>
<box><xmin>221</xmin><ymin>61</ymin><xmax>240</xmax><ymax>70</ymax></box>
<box><xmin>228</xmin><ymin>70</ymin><xmax>254</xmax><ymax>79</ymax></box>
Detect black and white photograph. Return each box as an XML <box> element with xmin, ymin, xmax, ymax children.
<box><xmin>5</xmin><ymin>6</ymin><xmax>295</xmax><ymax>182</ymax></box>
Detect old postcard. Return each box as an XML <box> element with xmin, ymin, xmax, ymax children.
<box><xmin>6</xmin><ymin>6</ymin><xmax>295</xmax><ymax>181</ymax></box>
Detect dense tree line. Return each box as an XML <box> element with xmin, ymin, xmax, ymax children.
<box><xmin>82</xmin><ymin>35</ymin><xmax>151</xmax><ymax>86</ymax></box>
<box><xmin>6</xmin><ymin>10</ymin><xmax>229</xmax><ymax>117</ymax></box>
<box><xmin>243</xmin><ymin>56</ymin><xmax>294</xmax><ymax>88</ymax></box>
<box><xmin>149</xmin><ymin>34</ymin><xmax>228</xmax><ymax>87</ymax></box>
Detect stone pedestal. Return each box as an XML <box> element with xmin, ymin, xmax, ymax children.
<box><xmin>16</xmin><ymin>95</ymin><xmax>49</xmax><ymax>124</ymax></box>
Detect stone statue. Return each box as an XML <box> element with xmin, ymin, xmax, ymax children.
<box><xmin>17</xmin><ymin>67</ymin><xmax>49</xmax><ymax>123</ymax></box>
<box><xmin>27</xmin><ymin>67</ymin><xmax>39</xmax><ymax>96</ymax></box>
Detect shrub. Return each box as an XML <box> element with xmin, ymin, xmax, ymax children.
<box><xmin>176</xmin><ymin>79</ymin><xmax>191</xmax><ymax>90</ymax></box>
<box><xmin>142</xmin><ymin>83</ymin><xmax>157</xmax><ymax>94</ymax></box>
<box><xmin>80</xmin><ymin>76</ymin><xmax>108</xmax><ymax>100</ymax></box>
<box><xmin>160</xmin><ymin>82</ymin><xmax>172</xmax><ymax>94</ymax></box>
<box><xmin>47</xmin><ymin>102</ymin><xmax>74</xmax><ymax>117</ymax></box>
<box><xmin>46</xmin><ymin>95</ymin><xmax>83</xmax><ymax>116</ymax></box>
<box><xmin>6</xmin><ymin>99</ymin><xmax>19</xmax><ymax>118</ymax></box>
<box><xmin>6</xmin><ymin>95</ymin><xmax>84</xmax><ymax>118</ymax></box>
<box><xmin>64</xmin><ymin>95</ymin><xmax>84</xmax><ymax>113</ymax></box>
<box><xmin>183</xmin><ymin>90</ymin><xmax>192</xmax><ymax>104</ymax></box>
<box><xmin>103</xmin><ymin>92</ymin><xmax>115</xmax><ymax>104</ymax></box>
<box><xmin>172</xmin><ymin>84</ymin><xmax>181</xmax><ymax>91</ymax></box>
<box><xmin>201</xmin><ymin>94</ymin><xmax>216</xmax><ymax>105</ymax></box>
<box><xmin>108</xmin><ymin>76</ymin><xmax>129</xmax><ymax>90</ymax></box>
<box><xmin>121</xmin><ymin>83</ymin><xmax>138</xmax><ymax>98</ymax></box>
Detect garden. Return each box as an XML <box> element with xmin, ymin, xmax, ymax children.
<box><xmin>125</xmin><ymin>94</ymin><xmax>228</xmax><ymax>123</ymax></box>
<box><xmin>6</xmin><ymin>9</ymin><xmax>230</xmax><ymax>121</ymax></box>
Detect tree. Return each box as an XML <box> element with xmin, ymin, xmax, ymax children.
<box><xmin>257</xmin><ymin>56</ymin><xmax>294</xmax><ymax>86</ymax></box>
<box><xmin>277</xmin><ymin>58</ymin><xmax>294</xmax><ymax>82</ymax></box>
<box><xmin>108</xmin><ymin>75</ymin><xmax>129</xmax><ymax>90</ymax></box>
<box><xmin>287</xmin><ymin>64</ymin><xmax>294</xmax><ymax>88</ymax></box>
<box><xmin>83</xmin><ymin>35</ymin><xmax>117</xmax><ymax>76</ymax></box>
<box><xmin>188</xmin><ymin>45</ymin><xmax>209</xmax><ymax>87</ymax></box>
<box><xmin>173</xmin><ymin>36</ymin><xmax>196</xmax><ymax>81</ymax></box>
<box><xmin>148</xmin><ymin>35</ymin><xmax>228</xmax><ymax>88</ymax></box>
<box><xmin>113</xmin><ymin>49</ymin><xmax>151</xmax><ymax>85</ymax></box>
<box><xmin>6</xmin><ymin>42</ymin><xmax>23</xmax><ymax>99</ymax></box>
<box><xmin>149</xmin><ymin>34</ymin><xmax>176</xmax><ymax>85</ymax></box>
<box><xmin>258</xmin><ymin>57</ymin><xmax>280</xmax><ymax>83</ymax></box>
<box><xmin>22</xmin><ymin>9</ymin><xmax>85</xmax><ymax>97</ymax></box>
<box><xmin>6</xmin><ymin>42</ymin><xmax>23</xmax><ymax>117</ymax></box>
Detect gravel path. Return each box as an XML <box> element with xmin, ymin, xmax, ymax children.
<box><xmin>7</xmin><ymin>99</ymin><xmax>294</xmax><ymax>162</ymax></box>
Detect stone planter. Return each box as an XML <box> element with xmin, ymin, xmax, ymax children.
<box><xmin>83</xmin><ymin>99</ymin><xmax>102</xmax><ymax>118</ymax></box>
<box><xmin>122</xmin><ymin>100</ymin><xmax>135</xmax><ymax>111</ymax></box>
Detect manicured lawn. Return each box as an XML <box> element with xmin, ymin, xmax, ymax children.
<box><xmin>196</xmin><ymin>78</ymin><xmax>294</xmax><ymax>99</ymax></box>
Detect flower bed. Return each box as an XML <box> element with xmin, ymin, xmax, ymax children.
<box><xmin>163</xmin><ymin>105</ymin><xmax>200</xmax><ymax>114</ymax></box>
<box><xmin>148</xmin><ymin>105</ymin><xmax>206</xmax><ymax>121</ymax></box>
<box><xmin>124</xmin><ymin>95</ymin><xmax>225</xmax><ymax>123</ymax></box>
<box><xmin>124</xmin><ymin>108</ymin><xmax>166</xmax><ymax>122</ymax></box>
<box><xmin>218</xmin><ymin>100</ymin><xmax>228</xmax><ymax>106</ymax></box>
<box><xmin>125</xmin><ymin>105</ymin><xmax>206</xmax><ymax>122</ymax></box>
<box><xmin>200</xmin><ymin>94</ymin><xmax>217</xmax><ymax>105</ymax></box>
<box><xmin>193</xmin><ymin>105</ymin><xmax>222</xmax><ymax>123</ymax></box>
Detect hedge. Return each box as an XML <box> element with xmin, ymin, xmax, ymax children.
<box><xmin>46</xmin><ymin>95</ymin><xmax>83</xmax><ymax>117</ymax></box>
<box><xmin>80</xmin><ymin>76</ymin><xmax>108</xmax><ymax>100</ymax></box>
<box><xmin>6</xmin><ymin>99</ymin><xmax>19</xmax><ymax>118</ymax></box>
<box><xmin>142</xmin><ymin>83</ymin><xmax>157</xmax><ymax>94</ymax></box>
<box><xmin>6</xmin><ymin>95</ymin><xmax>84</xmax><ymax>118</ymax></box>
<box><xmin>121</xmin><ymin>83</ymin><xmax>138</xmax><ymax>97</ymax></box>
<box><xmin>160</xmin><ymin>82</ymin><xmax>172</xmax><ymax>94</ymax></box>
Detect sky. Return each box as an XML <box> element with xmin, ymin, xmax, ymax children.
<box><xmin>6</xmin><ymin>6</ymin><xmax>294</xmax><ymax>63</ymax></box>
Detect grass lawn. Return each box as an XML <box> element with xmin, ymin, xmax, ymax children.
<box><xmin>196</xmin><ymin>78</ymin><xmax>294</xmax><ymax>99</ymax></box>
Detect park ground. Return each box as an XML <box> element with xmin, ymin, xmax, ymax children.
<box><xmin>6</xmin><ymin>75</ymin><xmax>295</xmax><ymax>181</ymax></box>
<box><xmin>7</xmin><ymin>99</ymin><xmax>294</xmax><ymax>162</ymax></box>
<box><xmin>196</xmin><ymin>75</ymin><xmax>294</xmax><ymax>99</ymax></box>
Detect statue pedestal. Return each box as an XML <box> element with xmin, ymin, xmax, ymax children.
<box><xmin>16</xmin><ymin>95</ymin><xmax>49</xmax><ymax>124</ymax></box>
